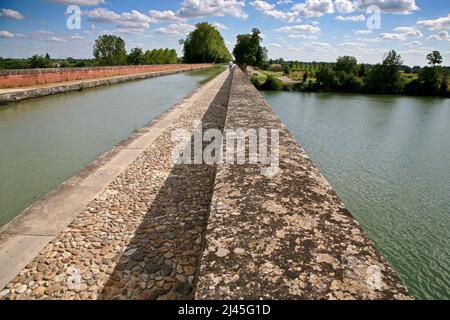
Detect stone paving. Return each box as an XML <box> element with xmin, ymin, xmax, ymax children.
<box><xmin>0</xmin><ymin>70</ymin><xmax>232</xmax><ymax>300</ymax></box>
<box><xmin>195</xmin><ymin>68</ymin><xmax>412</xmax><ymax>300</ymax></box>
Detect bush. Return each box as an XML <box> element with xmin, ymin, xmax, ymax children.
<box><xmin>250</xmin><ymin>75</ymin><xmax>261</xmax><ymax>87</ymax></box>
<box><xmin>260</xmin><ymin>74</ymin><xmax>284</xmax><ymax>90</ymax></box>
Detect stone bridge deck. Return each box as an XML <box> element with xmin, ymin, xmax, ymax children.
<box><xmin>0</xmin><ymin>68</ymin><xmax>411</xmax><ymax>300</ymax></box>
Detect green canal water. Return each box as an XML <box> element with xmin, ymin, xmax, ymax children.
<box><xmin>262</xmin><ymin>91</ymin><xmax>450</xmax><ymax>300</ymax></box>
<box><xmin>0</xmin><ymin>67</ymin><xmax>224</xmax><ymax>229</ymax></box>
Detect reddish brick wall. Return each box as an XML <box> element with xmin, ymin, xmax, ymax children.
<box><xmin>0</xmin><ymin>64</ymin><xmax>211</xmax><ymax>89</ymax></box>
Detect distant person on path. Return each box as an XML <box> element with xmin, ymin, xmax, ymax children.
<box><xmin>229</xmin><ymin>61</ymin><xmax>234</xmax><ymax>71</ymax></box>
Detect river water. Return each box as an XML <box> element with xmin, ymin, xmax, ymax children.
<box><xmin>0</xmin><ymin>67</ymin><xmax>223</xmax><ymax>228</ymax></box>
<box><xmin>262</xmin><ymin>91</ymin><xmax>450</xmax><ymax>300</ymax></box>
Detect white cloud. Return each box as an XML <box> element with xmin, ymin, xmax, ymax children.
<box><xmin>335</xmin><ymin>14</ymin><xmax>365</xmax><ymax>22</ymax></box>
<box><xmin>354</xmin><ymin>29</ymin><xmax>372</xmax><ymax>35</ymax></box>
<box><xmin>148</xmin><ymin>10</ymin><xmax>185</xmax><ymax>23</ymax></box>
<box><xmin>47</xmin><ymin>36</ymin><xmax>67</xmax><ymax>42</ymax></box>
<box><xmin>267</xmin><ymin>43</ymin><xmax>282</xmax><ymax>47</ymax></box>
<box><xmin>251</xmin><ymin>1</ymin><xmax>274</xmax><ymax>11</ymax></box>
<box><xmin>0</xmin><ymin>30</ymin><xmax>14</xmax><ymax>38</ymax></box>
<box><xmin>401</xmin><ymin>40</ymin><xmax>421</xmax><ymax>47</ymax></box>
<box><xmin>379</xmin><ymin>26</ymin><xmax>423</xmax><ymax>40</ymax></box>
<box><xmin>335</xmin><ymin>0</ymin><xmax>354</xmax><ymax>14</ymax></box>
<box><xmin>287</xmin><ymin>34</ymin><xmax>318</xmax><ymax>39</ymax></box>
<box><xmin>393</xmin><ymin>26</ymin><xmax>423</xmax><ymax>37</ymax></box>
<box><xmin>213</xmin><ymin>22</ymin><xmax>229</xmax><ymax>30</ymax></box>
<box><xmin>250</xmin><ymin>0</ymin><xmax>299</xmax><ymax>22</ymax></box>
<box><xmin>86</xmin><ymin>8</ymin><xmax>153</xmax><ymax>33</ymax></box>
<box><xmin>274</xmin><ymin>24</ymin><xmax>321</xmax><ymax>34</ymax></box>
<box><xmin>417</xmin><ymin>14</ymin><xmax>450</xmax><ymax>31</ymax></box>
<box><xmin>86</xmin><ymin>8</ymin><xmax>120</xmax><ymax>23</ymax></box>
<box><xmin>353</xmin><ymin>0</ymin><xmax>419</xmax><ymax>14</ymax></box>
<box><xmin>427</xmin><ymin>31</ymin><xmax>450</xmax><ymax>42</ymax></box>
<box><xmin>33</xmin><ymin>30</ymin><xmax>54</xmax><ymax>35</ymax></box>
<box><xmin>292</xmin><ymin>0</ymin><xmax>334</xmax><ymax>18</ymax></box>
<box><xmin>155</xmin><ymin>23</ymin><xmax>195</xmax><ymax>36</ymax></box>
<box><xmin>277</xmin><ymin>0</ymin><xmax>293</xmax><ymax>4</ymax></box>
<box><xmin>338</xmin><ymin>41</ymin><xmax>367</xmax><ymax>48</ymax></box>
<box><xmin>177</xmin><ymin>0</ymin><xmax>248</xmax><ymax>19</ymax></box>
<box><xmin>48</xmin><ymin>0</ymin><xmax>105</xmax><ymax>5</ymax></box>
<box><xmin>0</xmin><ymin>8</ymin><xmax>25</xmax><ymax>20</ymax></box>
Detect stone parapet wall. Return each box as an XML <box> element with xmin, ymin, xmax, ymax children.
<box><xmin>0</xmin><ymin>64</ymin><xmax>211</xmax><ymax>89</ymax></box>
<box><xmin>195</xmin><ymin>67</ymin><xmax>412</xmax><ymax>300</ymax></box>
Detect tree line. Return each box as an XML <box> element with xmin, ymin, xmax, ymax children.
<box><xmin>0</xmin><ymin>35</ymin><xmax>180</xmax><ymax>69</ymax></box>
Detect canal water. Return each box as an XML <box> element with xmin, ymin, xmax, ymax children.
<box><xmin>262</xmin><ymin>91</ymin><xmax>450</xmax><ymax>300</ymax></box>
<box><xmin>0</xmin><ymin>67</ymin><xmax>224</xmax><ymax>228</ymax></box>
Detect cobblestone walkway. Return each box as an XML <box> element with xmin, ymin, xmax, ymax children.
<box><xmin>1</xmin><ymin>71</ymin><xmax>231</xmax><ymax>300</ymax></box>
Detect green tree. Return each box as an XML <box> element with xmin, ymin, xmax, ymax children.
<box><xmin>127</xmin><ymin>47</ymin><xmax>145</xmax><ymax>65</ymax></box>
<box><xmin>181</xmin><ymin>22</ymin><xmax>232</xmax><ymax>64</ymax></box>
<box><xmin>29</xmin><ymin>54</ymin><xmax>52</xmax><ymax>68</ymax></box>
<box><xmin>334</xmin><ymin>56</ymin><xmax>357</xmax><ymax>74</ymax></box>
<box><xmin>426</xmin><ymin>51</ymin><xmax>443</xmax><ymax>67</ymax></box>
<box><xmin>365</xmin><ymin>50</ymin><xmax>403</xmax><ymax>94</ymax></box>
<box><xmin>315</xmin><ymin>66</ymin><xmax>336</xmax><ymax>90</ymax></box>
<box><xmin>93</xmin><ymin>35</ymin><xmax>127</xmax><ymax>66</ymax></box>
<box><xmin>233</xmin><ymin>28</ymin><xmax>267</xmax><ymax>73</ymax></box>
<box><xmin>419</xmin><ymin>66</ymin><xmax>441</xmax><ymax>95</ymax></box>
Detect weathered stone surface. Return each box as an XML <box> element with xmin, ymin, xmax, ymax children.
<box><xmin>195</xmin><ymin>67</ymin><xmax>412</xmax><ymax>300</ymax></box>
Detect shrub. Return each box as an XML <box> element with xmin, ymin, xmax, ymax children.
<box><xmin>260</xmin><ymin>74</ymin><xmax>284</xmax><ymax>90</ymax></box>
<box><xmin>250</xmin><ymin>75</ymin><xmax>261</xmax><ymax>87</ymax></box>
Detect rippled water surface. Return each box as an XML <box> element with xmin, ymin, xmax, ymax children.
<box><xmin>263</xmin><ymin>91</ymin><xmax>450</xmax><ymax>299</ymax></box>
<box><xmin>0</xmin><ymin>68</ymin><xmax>223</xmax><ymax>228</ymax></box>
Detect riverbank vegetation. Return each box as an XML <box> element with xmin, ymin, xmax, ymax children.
<box><xmin>0</xmin><ymin>34</ymin><xmax>181</xmax><ymax>69</ymax></box>
<box><xmin>251</xmin><ymin>50</ymin><xmax>449</xmax><ymax>98</ymax></box>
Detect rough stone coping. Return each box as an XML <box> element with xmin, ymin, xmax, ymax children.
<box><xmin>195</xmin><ymin>67</ymin><xmax>412</xmax><ymax>300</ymax></box>
<box><xmin>0</xmin><ymin>65</ymin><xmax>212</xmax><ymax>104</ymax></box>
<box><xmin>0</xmin><ymin>69</ymin><xmax>230</xmax><ymax>292</ymax></box>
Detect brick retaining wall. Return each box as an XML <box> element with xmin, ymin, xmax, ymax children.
<box><xmin>0</xmin><ymin>64</ymin><xmax>210</xmax><ymax>89</ymax></box>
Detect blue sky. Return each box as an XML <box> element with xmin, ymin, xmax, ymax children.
<box><xmin>0</xmin><ymin>0</ymin><xmax>449</xmax><ymax>66</ymax></box>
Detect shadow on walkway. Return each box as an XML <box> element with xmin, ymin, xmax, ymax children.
<box><xmin>98</xmin><ymin>71</ymin><xmax>232</xmax><ymax>300</ymax></box>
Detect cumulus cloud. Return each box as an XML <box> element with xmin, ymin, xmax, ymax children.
<box><xmin>417</xmin><ymin>14</ymin><xmax>450</xmax><ymax>31</ymax></box>
<box><xmin>335</xmin><ymin>0</ymin><xmax>355</xmax><ymax>14</ymax></box>
<box><xmin>155</xmin><ymin>23</ymin><xmax>195</xmax><ymax>36</ymax></box>
<box><xmin>380</xmin><ymin>26</ymin><xmax>423</xmax><ymax>40</ymax></box>
<box><xmin>274</xmin><ymin>24</ymin><xmax>321</xmax><ymax>34</ymax></box>
<box><xmin>213</xmin><ymin>22</ymin><xmax>229</xmax><ymax>30</ymax></box>
<box><xmin>177</xmin><ymin>0</ymin><xmax>248</xmax><ymax>19</ymax></box>
<box><xmin>353</xmin><ymin>0</ymin><xmax>419</xmax><ymax>14</ymax></box>
<box><xmin>335</xmin><ymin>14</ymin><xmax>365</xmax><ymax>22</ymax></box>
<box><xmin>148</xmin><ymin>10</ymin><xmax>185</xmax><ymax>23</ymax></box>
<box><xmin>0</xmin><ymin>30</ymin><xmax>14</xmax><ymax>38</ymax></box>
<box><xmin>86</xmin><ymin>8</ymin><xmax>153</xmax><ymax>33</ymax></box>
<box><xmin>401</xmin><ymin>40</ymin><xmax>421</xmax><ymax>47</ymax></box>
<box><xmin>427</xmin><ymin>31</ymin><xmax>450</xmax><ymax>42</ymax></box>
<box><xmin>0</xmin><ymin>8</ymin><xmax>25</xmax><ymax>20</ymax></box>
<box><xmin>251</xmin><ymin>0</ymin><xmax>274</xmax><ymax>11</ymax></box>
<box><xmin>292</xmin><ymin>0</ymin><xmax>334</xmax><ymax>18</ymax></box>
<box><xmin>48</xmin><ymin>0</ymin><xmax>105</xmax><ymax>5</ymax></box>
